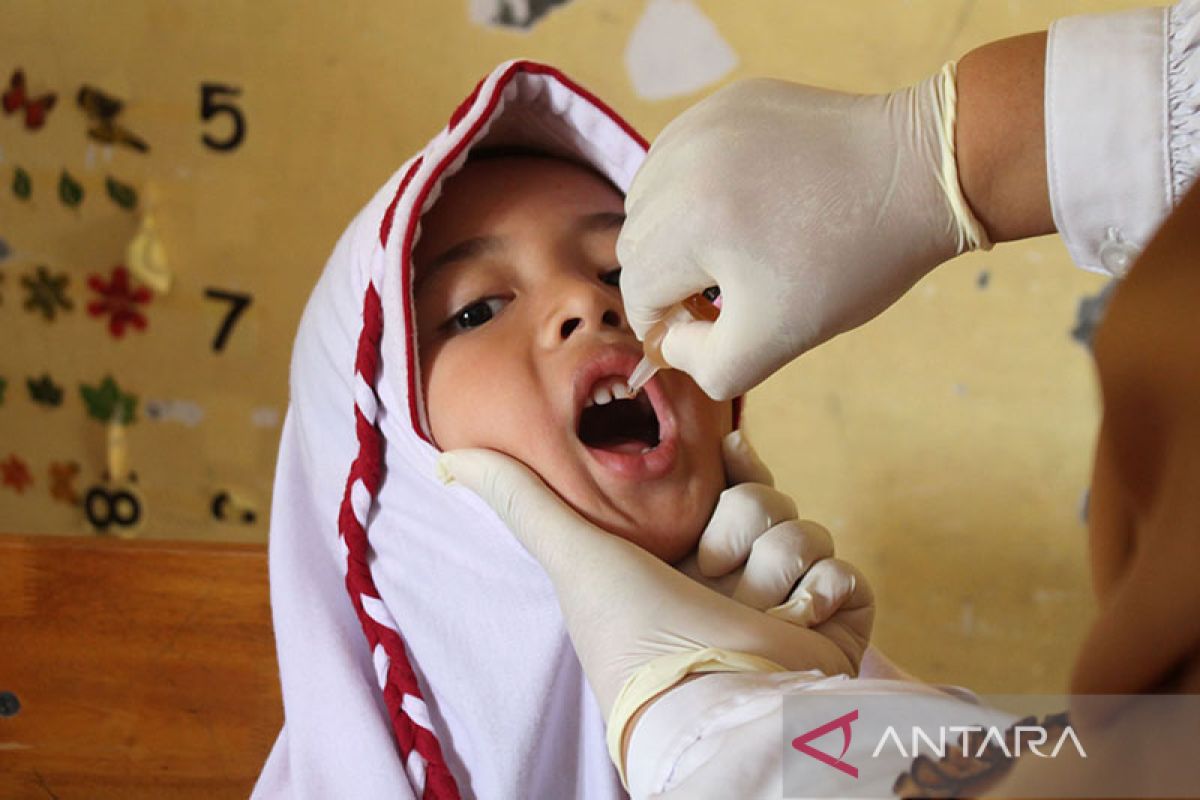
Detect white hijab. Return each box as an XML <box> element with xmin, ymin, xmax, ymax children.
<box><xmin>253</xmin><ymin>62</ymin><xmax>648</xmax><ymax>799</ymax></box>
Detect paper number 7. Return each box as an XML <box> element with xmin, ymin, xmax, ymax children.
<box><xmin>200</xmin><ymin>83</ymin><xmax>246</xmax><ymax>151</ymax></box>
<box><xmin>204</xmin><ymin>288</ymin><xmax>252</xmax><ymax>352</ymax></box>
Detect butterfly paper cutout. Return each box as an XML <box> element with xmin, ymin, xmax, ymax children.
<box><xmin>3</xmin><ymin>69</ymin><xmax>56</xmax><ymax>130</ymax></box>
<box><xmin>77</xmin><ymin>84</ymin><xmax>149</xmax><ymax>152</ymax></box>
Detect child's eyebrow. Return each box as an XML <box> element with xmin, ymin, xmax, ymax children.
<box><xmin>576</xmin><ymin>211</ymin><xmax>625</xmax><ymax>233</ymax></box>
<box><xmin>420</xmin><ymin>212</ymin><xmax>624</xmax><ymax>283</ymax></box>
<box><xmin>423</xmin><ymin>235</ymin><xmax>506</xmax><ymax>277</ymax></box>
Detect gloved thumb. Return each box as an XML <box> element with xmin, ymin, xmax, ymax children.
<box><xmin>660</xmin><ymin>316</ymin><xmax>756</xmax><ymax>402</ymax></box>
<box><xmin>659</xmin><ymin>319</ymin><xmax>726</xmax><ymax>398</ymax></box>
<box><xmin>768</xmin><ymin>558</ymin><xmax>875</xmax><ymax>668</ymax></box>
<box><xmin>438</xmin><ymin>448</ymin><xmax>603</xmax><ymax>578</ymax></box>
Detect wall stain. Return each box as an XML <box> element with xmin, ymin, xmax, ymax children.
<box><xmin>1070</xmin><ymin>280</ymin><xmax>1118</xmax><ymax>350</ymax></box>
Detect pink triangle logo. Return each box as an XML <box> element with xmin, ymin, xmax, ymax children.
<box><xmin>791</xmin><ymin>709</ymin><xmax>859</xmax><ymax>778</ymax></box>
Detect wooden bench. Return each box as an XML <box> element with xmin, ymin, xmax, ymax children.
<box><xmin>0</xmin><ymin>534</ymin><xmax>281</xmax><ymax>798</ymax></box>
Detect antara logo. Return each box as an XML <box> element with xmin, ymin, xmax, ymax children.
<box><xmin>791</xmin><ymin>710</ymin><xmax>859</xmax><ymax>778</ymax></box>
<box><xmin>791</xmin><ymin>710</ymin><xmax>1089</xmax><ymax>779</ymax></box>
<box><xmin>872</xmin><ymin>724</ymin><xmax>1088</xmax><ymax>760</ymax></box>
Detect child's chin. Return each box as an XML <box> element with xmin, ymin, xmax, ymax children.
<box><xmin>613</xmin><ymin>522</ymin><xmax>702</xmax><ymax>563</ymax></box>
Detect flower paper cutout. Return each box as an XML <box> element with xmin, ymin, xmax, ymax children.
<box><xmin>87</xmin><ymin>265</ymin><xmax>152</xmax><ymax>338</ymax></box>
<box><xmin>48</xmin><ymin>460</ymin><xmax>81</xmax><ymax>504</ymax></box>
<box><xmin>21</xmin><ymin>265</ymin><xmax>73</xmax><ymax>320</ymax></box>
<box><xmin>1</xmin><ymin>454</ymin><xmax>33</xmax><ymax>493</ymax></box>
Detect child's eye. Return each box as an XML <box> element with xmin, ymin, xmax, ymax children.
<box><xmin>448</xmin><ymin>297</ymin><xmax>507</xmax><ymax>332</ymax></box>
<box><xmin>601</xmin><ymin>268</ymin><xmax>622</xmax><ymax>288</ymax></box>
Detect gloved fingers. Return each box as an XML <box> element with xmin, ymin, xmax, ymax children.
<box><xmin>815</xmin><ymin>601</ymin><xmax>876</xmax><ymax>673</ymax></box>
<box><xmin>731</xmin><ymin>519</ymin><xmax>835</xmax><ymax>611</ymax></box>
<box><xmin>696</xmin><ymin>482</ymin><xmax>798</xmax><ymax>577</ymax></box>
<box><xmin>673</xmin><ymin>550</ymin><xmax>744</xmax><ymax>598</ymax></box>
<box><xmin>720</xmin><ymin>429</ymin><xmax>774</xmax><ymax>487</ymax></box>
<box><xmin>438</xmin><ymin>448</ymin><xmax>604</xmax><ymax>576</ymax></box>
<box><xmin>615</xmin><ymin>216</ymin><xmax>714</xmax><ymax>340</ymax></box>
<box><xmin>767</xmin><ymin>557</ymin><xmax>874</xmax><ymax>630</ymax></box>
<box><xmin>659</xmin><ymin>319</ymin><xmax>742</xmax><ymax>402</ymax></box>
<box><xmin>659</xmin><ymin>303</ymin><xmax>768</xmax><ymax>401</ymax></box>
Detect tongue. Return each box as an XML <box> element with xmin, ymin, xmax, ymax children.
<box><xmin>594</xmin><ymin>438</ymin><xmax>653</xmax><ymax>455</ymax></box>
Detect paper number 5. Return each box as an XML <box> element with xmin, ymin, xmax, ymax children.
<box><xmin>204</xmin><ymin>288</ymin><xmax>252</xmax><ymax>352</ymax></box>
<box><xmin>200</xmin><ymin>83</ymin><xmax>246</xmax><ymax>151</ymax></box>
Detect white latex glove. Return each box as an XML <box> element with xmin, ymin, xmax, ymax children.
<box><xmin>436</xmin><ymin>448</ymin><xmax>871</xmax><ymax>727</ymax></box>
<box><xmin>617</xmin><ymin>67</ymin><xmax>989</xmax><ymax>401</ymax></box>
<box><xmin>679</xmin><ymin>431</ymin><xmax>874</xmax><ymax>634</ymax></box>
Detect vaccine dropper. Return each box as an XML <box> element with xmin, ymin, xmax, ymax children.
<box><xmin>626</xmin><ymin>291</ymin><xmax>721</xmax><ymax>395</ymax></box>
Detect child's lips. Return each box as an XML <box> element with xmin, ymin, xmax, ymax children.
<box><xmin>570</xmin><ymin>347</ymin><xmax>679</xmax><ymax>481</ymax></box>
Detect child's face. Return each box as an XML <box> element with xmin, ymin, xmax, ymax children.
<box><xmin>414</xmin><ymin>156</ymin><xmax>732</xmax><ymax>562</ymax></box>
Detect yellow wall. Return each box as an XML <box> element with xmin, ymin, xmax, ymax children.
<box><xmin>1</xmin><ymin>0</ymin><xmax>1139</xmax><ymax>692</ymax></box>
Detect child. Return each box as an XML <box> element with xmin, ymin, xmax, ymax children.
<box><xmin>254</xmin><ymin>61</ymin><xmax>869</xmax><ymax>799</ymax></box>
<box><xmin>412</xmin><ymin>146</ymin><xmax>733</xmax><ymax>564</ymax></box>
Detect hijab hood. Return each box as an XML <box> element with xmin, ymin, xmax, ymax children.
<box><xmin>253</xmin><ymin>62</ymin><xmax>647</xmax><ymax>800</ymax></box>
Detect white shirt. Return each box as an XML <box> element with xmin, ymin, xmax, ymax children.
<box><xmin>627</xmin><ymin>3</ymin><xmax>1200</xmax><ymax>798</ymax></box>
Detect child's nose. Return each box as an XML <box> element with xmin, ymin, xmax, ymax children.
<box><xmin>559</xmin><ymin>308</ymin><xmax>622</xmax><ymax>340</ymax></box>
<box><xmin>551</xmin><ymin>283</ymin><xmax>626</xmax><ymax>343</ymax></box>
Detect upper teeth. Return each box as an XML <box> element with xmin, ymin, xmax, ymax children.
<box><xmin>588</xmin><ymin>378</ymin><xmax>633</xmax><ymax>407</ymax></box>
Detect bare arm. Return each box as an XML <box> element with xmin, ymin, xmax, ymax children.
<box><xmin>956</xmin><ymin>31</ymin><xmax>1055</xmax><ymax>243</ymax></box>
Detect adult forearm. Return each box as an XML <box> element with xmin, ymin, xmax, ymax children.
<box><xmin>956</xmin><ymin>31</ymin><xmax>1055</xmax><ymax>243</ymax></box>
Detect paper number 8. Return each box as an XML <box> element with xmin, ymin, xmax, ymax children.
<box><xmin>200</xmin><ymin>83</ymin><xmax>246</xmax><ymax>151</ymax></box>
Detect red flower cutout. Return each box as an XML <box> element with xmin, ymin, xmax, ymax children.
<box><xmin>1</xmin><ymin>454</ymin><xmax>33</xmax><ymax>493</ymax></box>
<box><xmin>87</xmin><ymin>265</ymin><xmax>152</xmax><ymax>338</ymax></box>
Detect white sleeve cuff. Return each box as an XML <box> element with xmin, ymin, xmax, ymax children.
<box><xmin>625</xmin><ymin>670</ymin><xmax>836</xmax><ymax>799</ymax></box>
<box><xmin>1046</xmin><ymin>5</ymin><xmax>1173</xmax><ymax>276</ymax></box>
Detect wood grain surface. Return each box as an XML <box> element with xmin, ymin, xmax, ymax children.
<box><xmin>0</xmin><ymin>534</ymin><xmax>280</xmax><ymax>799</ymax></box>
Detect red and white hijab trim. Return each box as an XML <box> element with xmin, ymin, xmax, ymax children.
<box><xmin>339</xmin><ymin>61</ymin><xmax>647</xmax><ymax>798</ymax></box>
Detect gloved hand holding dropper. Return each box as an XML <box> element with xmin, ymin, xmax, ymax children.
<box><xmin>618</xmin><ymin>35</ymin><xmax>1052</xmax><ymax>400</ymax></box>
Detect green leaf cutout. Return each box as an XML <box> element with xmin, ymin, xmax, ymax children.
<box><xmin>105</xmin><ymin>176</ymin><xmax>137</xmax><ymax>210</ymax></box>
<box><xmin>58</xmin><ymin>170</ymin><xmax>83</xmax><ymax>207</ymax></box>
<box><xmin>79</xmin><ymin>375</ymin><xmax>138</xmax><ymax>424</ymax></box>
<box><xmin>13</xmin><ymin>167</ymin><xmax>31</xmax><ymax>200</ymax></box>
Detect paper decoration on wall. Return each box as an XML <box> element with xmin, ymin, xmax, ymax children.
<box><xmin>211</xmin><ymin>490</ymin><xmax>257</xmax><ymax>525</ymax></box>
<box><xmin>84</xmin><ymin>481</ymin><xmax>142</xmax><ymax>533</ymax></box>
<box><xmin>1</xmin><ymin>454</ymin><xmax>33</xmax><ymax>493</ymax></box>
<box><xmin>80</xmin><ymin>375</ymin><xmax>138</xmax><ymax>424</ymax></box>
<box><xmin>199</xmin><ymin>83</ymin><xmax>246</xmax><ymax>152</ymax></box>
<box><xmin>145</xmin><ymin>398</ymin><xmax>205</xmax><ymax>427</ymax></box>
<box><xmin>3</xmin><ymin>69</ymin><xmax>57</xmax><ymax>131</ymax></box>
<box><xmin>12</xmin><ymin>165</ymin><xmax>31</xmax><ymax>199</ymax></box>
<box><xmin>128</xmin><ymin>211</ymin><xmax>171</xmax><ymax>293</ymax></box>
<box><xmin>250</xmin><ymin>406</ymin><xmax>280</xmax><ymax>428</ymax></box>
<box><xmin>87</xmin><ymin>265</ymin><xmax>152</xmax><ymax>337</ymax></box>
<box><xmin>27</xmin><ymin>373</ymin><xmax>63</xmax><ymax>407</ymax></box>
<box><xmin>469</xmin><ymin>0</ymin><xmax>574</xmax><ymax>30</ymax></box>
<box><xmin>48</xmin><ymin>460</ymin><xmax>81</xmax><ymax>505</ymax></box>
<box><xmin>77</xmin><ymin>85</ymin><xmax>149</xmax><ymax>153</ymax></box>
<box><xmin>105</xmin><ymin>176</ymin><xmax>137</xmax><ymax>210</ymax></box>
<box><xmin>58</xmin><ymin>170</ymin><xmax>83</xmax><ymax>207</ymax></box>
<box><xmin>20</xmin><ymin>265</ymin><xmax>73</xmax><ymax>320</ymax></box>
<box><xmin>85</xmin><ymin>417</ymin><xmax>142</xmax><ymax>535</ymax></box>
<box><xmin>624</xmin><ymin>0</ymin><xmax>738</xmax><ymax>101</ymax></box>
<box><xmin>204</xmin><ymin>287</ymin><xmax>252</xmax><ymax>351</ymax></box>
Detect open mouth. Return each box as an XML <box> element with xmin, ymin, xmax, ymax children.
<box><xmin>571</xmin><ymin>348</ymin><xmax>678</xmax><ymax>480</ymax></box>
<box><xmin>577</xmin><ymin>377</ymin><xmax>661</xmax><ymax>454</ymax></box>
